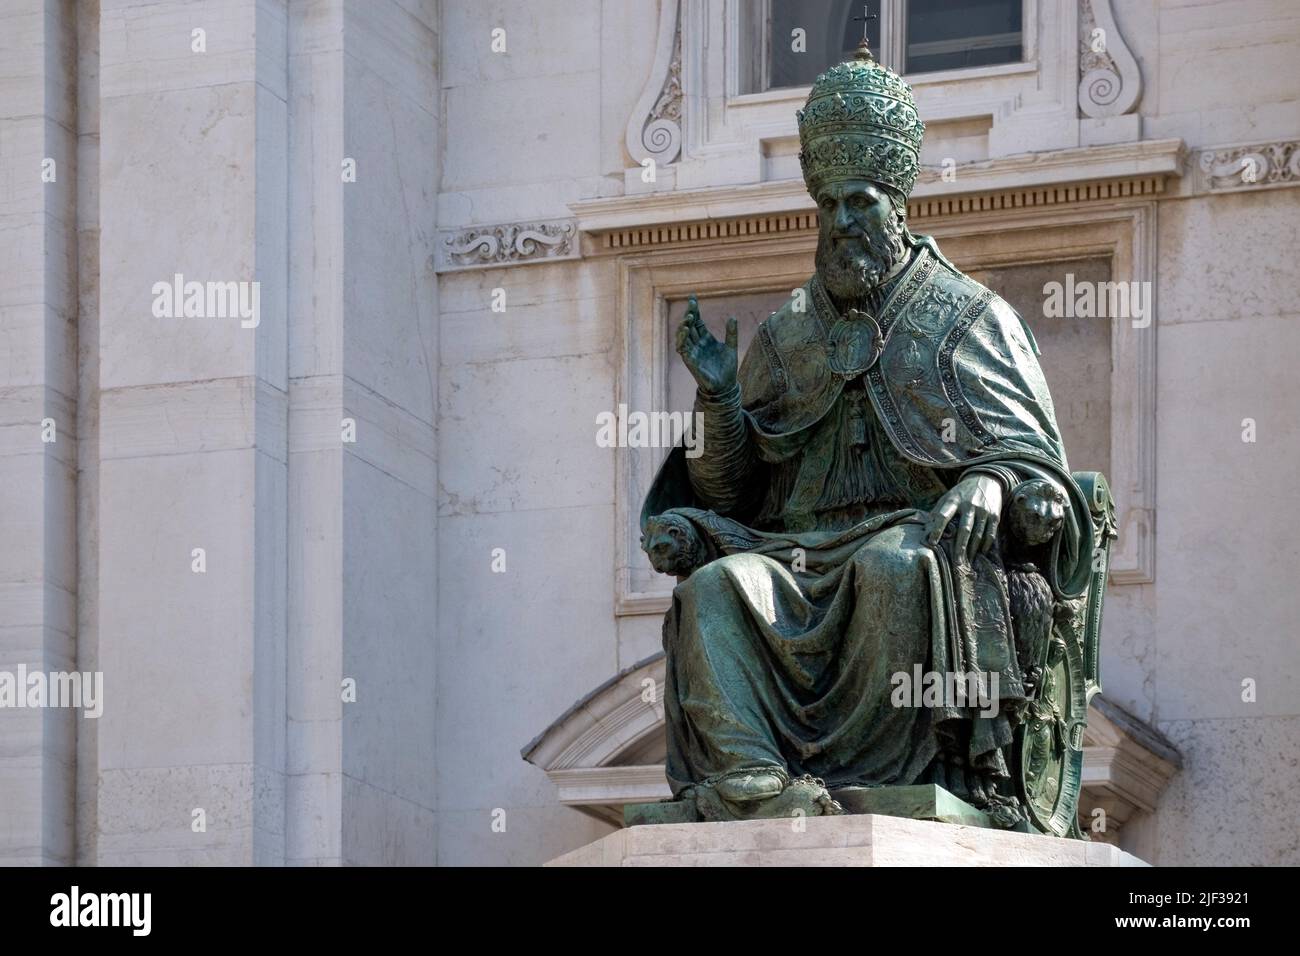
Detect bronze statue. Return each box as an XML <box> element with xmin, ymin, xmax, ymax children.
<box><xmin>640</xmin><ymin>40</ymin><xmax>1117</xmax><ymax>835</ymax></box>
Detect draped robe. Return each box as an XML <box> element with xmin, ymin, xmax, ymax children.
<box><xmin>642</xmin><ymin>239</ymin><xmax>1095</xmax><ymax>797</ymax></box>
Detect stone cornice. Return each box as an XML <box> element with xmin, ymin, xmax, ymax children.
<box><xmin>432</xmin><ymin>138</ymin><xmax>1298</xmax><ymax>271</ymax></box>
<box><xmin>571</xmin><ymin>138</ymin><xmax>1187</xmax><ymax>251</ymax></box>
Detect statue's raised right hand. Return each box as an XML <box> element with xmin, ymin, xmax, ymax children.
<box><xmin>675</xmin><ymin>294</ymin><xmax>738</xmax><ymax>395</ymax></box>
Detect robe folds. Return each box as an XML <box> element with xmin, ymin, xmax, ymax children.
<box><xmin>642</xmin><ymin>239</ymin><xmax>1095</xmax><ymax>796</ymax></box>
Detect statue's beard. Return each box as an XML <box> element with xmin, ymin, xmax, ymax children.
<box><xmin>815</xmin><ymin>211</ymin><xmax>908</xmax><ymax>304</ymax></box>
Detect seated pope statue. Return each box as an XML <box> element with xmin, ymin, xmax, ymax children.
<box><xmin>640</xmin><ymin>41</ymin><xmax>1098</xmax><ymax>829</ymax></box>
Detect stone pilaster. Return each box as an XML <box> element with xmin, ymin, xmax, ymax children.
<box><xmin>0</xmin><ymin>0</ymin><xmax>81</xmax><ymax>866</ymax></box>
<box><xmin>93</xmin><ymin>0</ymin><xmax>289</xmax><ymax>865</ymax></box>
<box><xmin>283</xmin><ymin>0</ymin><xmax>439</xmax><ymax>866</ymax></box>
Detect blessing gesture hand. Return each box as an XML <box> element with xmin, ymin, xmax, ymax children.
<box><xmin>675</xmin><ymin>295</ymin><xmax>738</xmax><ymax>396</ymax></box>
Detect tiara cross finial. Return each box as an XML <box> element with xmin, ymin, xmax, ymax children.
<box><xmin>851</xmin><ymin>4</ymin><xmax>878</xmax><ymax>59</ymax></box>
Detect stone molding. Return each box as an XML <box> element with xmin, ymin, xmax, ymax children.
<box><xmin>1083</xmin><ymin>696</ymin><xmax>1183</xmax><ymax>838</ymax></box>
<box><xmin>434</xmin><ymin>140</ymin><xmax>1199</xmax><ymax>269</ymax></box>
<box><xmin>520</xmin><ymin>652</ymin><xmax>666</xmax><ymax>773</ymax></box>
<box><xmin>435</xmin><ymin>219</ymin><xmax>578</xmax><ymax>272</ymax></box>
<box><xmin>547</xmin><ymin>767</ymin><xmax>670</xmax><ymax>826</ymax></box>
<box><xmin>590</xmin><ymin>176</ymin><xmax>1168</xmax><ymax>253</ymax></box>
<box><xmin>573</xmin><ymin>138</ymin><xmax>1186</xmax><ymax>252</ymax></box>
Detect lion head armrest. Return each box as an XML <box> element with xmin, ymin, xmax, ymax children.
<box><xmin>641</xmin><ymin>507</ymin><xmax>768</xmax><ymax>579</ymax></box>
<box><xmin>641</xmin><ymin>512</ymin><xmax>708</xmax><ymax>577</ymax></box>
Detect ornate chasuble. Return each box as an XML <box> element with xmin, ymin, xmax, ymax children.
<box><xmin>645</xmin><ymin>239</ymin><xmax>1095</xmax><ymax>600</ymax></box>
<box><xmin>753</xmin><ymin>377</ymin><xmax>949</xmax><ymax>533</ymax></box>
<box><xmin>747</xmin><ymin>253</ymin><xmax>946</xmax><ymax>533</ymax></box>
<box><xmin>725</xmin><ymin>240</ymin><xmax>1095</xmax><ymax>599</ymax></box>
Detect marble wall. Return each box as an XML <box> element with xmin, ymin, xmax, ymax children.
<box><xmin>1</xmin><ymin>0</ymin><xmax>440</xmax><ymax>866</ymax></box>
<box><xmin>1099</xmin><ymin>0</ymin><xmax>1300</xmax><ymax>867</ymax></box>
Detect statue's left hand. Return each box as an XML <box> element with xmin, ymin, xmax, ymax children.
<box><xmin>925</xmin><ymin>474</ymin><xmax>1003</xmax><ymax>562</ymax></box>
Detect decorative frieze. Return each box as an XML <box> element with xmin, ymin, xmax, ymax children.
<box><xmin>908</xmin><ymin>175</ymin><xmax>1167</xmax><ymax>221</ymax></box>
<box><xmin>436</xmin><ymin>219</ymin><xmax>577</xmax><ymax>272</ymax></box>
<box><xmin>1196</xmin><ymin>141</ymin><xmax>1300</xmax><ymax>193</ymax></box>
<box><xmin>586</xmin><ymin>175</ymin><xmax>1169</xmax><ymax>252</ymax></box>
<box><xmin>597</xmin><ymin>211</ymin><xmax>818</xmax><ymax>251</ymax></box>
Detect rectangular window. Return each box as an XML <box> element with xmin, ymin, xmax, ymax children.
<box><xmin>770</xmin><ymin>0</ymin><xmax>882</xmax><ymax>89</ymax></box>
<box><xmin>740</xmin><ymin>0</ymin><xmax>1023</xmax><ymax>93</ymax></box>
<box><xmin>904</xmin><ymin>0</ymin><xmax>1022</xmax><ymax>74</ymax></box>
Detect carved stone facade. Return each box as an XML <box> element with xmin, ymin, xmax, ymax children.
<box><xmin>1196</xmin><ymin>140</ymin><xmax>1300</xmax><ymax>193</ymax></box>
<box><xmin>624</xmin><ymin>0</ymin><xmax>683</xmax><ymax>172</ymax></box>
<box><xmin>1078</xmin><ymin>0</ymin><xmax>1143</xmax><ymax>119</ymax></box>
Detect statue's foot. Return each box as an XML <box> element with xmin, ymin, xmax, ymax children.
<box><xmin>713</xmin><ymin>768</ymin><xmax>786</xmax><ymax>804</ymax></box>
<box><xmin>952</xmin><ymin>765</ymin><xmax>1028</xmax><ymax>829</ymax></box>
<box><xmin>980</xmin><ymin>792</ymin><xmax>1027</xmax><ymax>829</ymax></box>
<box><xmin>695</xmin><ymin>768</ymin><xmax>844</xmax><ymax>822</ymax></box>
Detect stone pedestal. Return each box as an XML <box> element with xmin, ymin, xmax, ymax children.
<box><xmin>546</xmin><ymin>814</ymin><xmax>1150</xmax><ymax>867</ymax></box>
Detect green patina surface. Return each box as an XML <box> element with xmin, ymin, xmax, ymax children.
<box><xmin>637</xmin><ymin>38</ymin><xmax>1116</xmax><ymax>838</ymax></box>
<box><xmin>625</xmin><ymin>785</ymin><xmax>992</xmax><ymax>829</ymax></box>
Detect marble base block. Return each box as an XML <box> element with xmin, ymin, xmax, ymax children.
<box><xmin>546</xmin><ymin>814</ymin><xmax>1150</xmax><ymax>866</ymax></box>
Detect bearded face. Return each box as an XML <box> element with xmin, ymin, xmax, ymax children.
<box><xmin>814</xmin><ymin>180</ymin><xmax>909</xmax><ymax>304</ymax></box>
